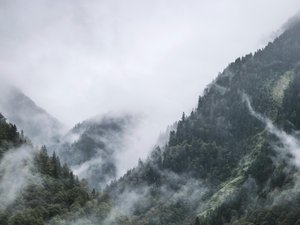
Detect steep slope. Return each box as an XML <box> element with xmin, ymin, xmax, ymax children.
<box><xmin>0</xmin><ymin>84</ymin><xmax>64</xmax><ymax>146</ymax></box>
<box><xmin>0</xmin><ymin>115</ymin><xmax>111</xmax><ymax>225</ymax></box>
<box><xmin>102</xmin><ymin>17</ymin><xmax>300</xmax><ymax>225</ymax></box>
<box><xmin>55</xmin><ymin>114</ymin><xmax>135</xmax><ymax>189</ymax></box>
<box><xmin>0</xmin><ymin>83</ymin><xmax>138</xmax><ymax>190</ymax></box>
<box><xmin>2</xmin><ymin>15</ymin><xmax>300</xmax><ymax>225</ymax></box>
<box><xmin>0</xmin><ymin>113</ymin><xmax>27</xmax><ymax>157</ymax></box>
<box><xmin>0</xmin><ymin>81</ymin><xmax>138</xmax><ymax>190</ymax></box>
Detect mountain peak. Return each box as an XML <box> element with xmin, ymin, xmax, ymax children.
<box><xmin>0</xmin><ymin>84</ymin><xmax>64</xmax><ymax>146</ymax></box>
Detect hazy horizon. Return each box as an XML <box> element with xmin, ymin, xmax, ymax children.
<box><xmin>1</xmin><ymin>0</ymin><xmax>300</xmax><ymax>169</ymax></box>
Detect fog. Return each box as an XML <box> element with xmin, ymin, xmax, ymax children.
<box><xmin>243</xmin><ymin>93</ymin><xmax>300</xmax><ymax>166</ymax></box>
<box><xmin>55</xmin><ymin>114</ymin><xmax>139</xmax><ymax>188</ymax></box>
<box><xmin>1</xmin><ymin>0</ymin><xmax>300</xmax><ymax>164</ymax></box>
<box><xmin>0</xmin><ymin>145</ymin><xmax>40</xmax><ymax>210</ymax></box>
<box><xmin>243</xmin><ymin>93</ymin><xmax>300</xmax><ymax>208</ymax></box>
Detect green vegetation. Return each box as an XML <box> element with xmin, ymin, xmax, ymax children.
<box><xmin>0</xmin><ymin>113</ymin><xmax>26</xmax><ymax>157</ymax></box>
<box><xmin>0</xmin><ymin>116</ymin><xmax>111</xmax><ymax>225</ymax></box>
<box><xmin>105</xmin><ymin>19</ymin><xmax>300</xmax><ymax>225</ymax></box>
<box><xmin>2</xmin><ymin>16</ymin><xmax>300</xmax><ymax>225</ymax></box>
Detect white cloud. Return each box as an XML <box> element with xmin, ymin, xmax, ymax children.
<box><xmin>0</xmin><ymin>0</ymin><xmax>299</xmax><ymax>164</ymax></box>
<box><xmin>0</xmin><ymin>145</ymin><xmax>40</xmax><ymax>210</ymax></box>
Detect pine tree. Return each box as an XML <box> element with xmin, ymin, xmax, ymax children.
<box><xmin>195</xmin><ymin>217</ymin><xmax>201</xmax><ymax>225</ymax></box>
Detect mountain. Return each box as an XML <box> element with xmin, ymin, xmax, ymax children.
<box><xmin>0</xmin><ymin>83</ymin><xmax>137</xmax><ymax>190</ymax></box>
<box><xmin>0</xmin><ymin>114</ymin><xmax>109</xmax><ymax>225</ymax></box>
<box><xmin>2</xmin><ymin>15</ymin><xmax>300</xmax><ymax>225</ymax></box>
<box><xmin>0</xmin><ymin>81</ymin><xmax>139</xmax><ymax>190</ymax></box>
<box><xmin>54</xmin><ymin>114</ymin><xmax>136</xmax><ymax>190</ymax></box>
<box><xmin>0</xmin><ymin>113</ymin><xmax>26</xmax><ymax>156</ymax></box>
<box><xmin>99</xmin><ymin>17</ymin><xmax>300</xmax><ymax>225</ymax></box>
<box><xmin>0</xmin><ymin>84</ymin><xmax>64</xmax><ymax>146</ymax></box>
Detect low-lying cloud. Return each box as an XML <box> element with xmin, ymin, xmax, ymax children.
<box><xmin>0</xmin><ymin>145</ymin><xmax>40</xmax><ymax>210</ymax></box>
<box><xmin>243</xmin><ymin>93</ymin><xmax>300</xmax><ymax>166</ymax></box>
<box><xmin>1</xmin><ymin>0</ymin><xmax>299</xmax><ymax>165</ymax></box>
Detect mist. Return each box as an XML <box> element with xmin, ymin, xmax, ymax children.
<box><xmin>1</xmin><ymin>0</ymin><xmax>300</xmax><ymax>165</ymax></box>
<box><xmin>243</xmin><ymin>93</ymin><xmax>300</xmax><ymax>166</ymax></box>
<box><xmin>55</xmin><ymin>113</ymin><xmax>141</xmax><ymax>189</ymax></box>
<box><xmin>242</xmin><ymin>94</ymin><xmax>300</xmax><ymax>204</ymax></box>
<box><xmin>2</xmin><ymin>2</ymin><xmax>300</xmax><ymax>225</ymax></box>
<box><xmin>0</xmin><ymin>145</ymin><xmax>40</xmax><ymax>210</ymax></box>
<box><xmin>48</xmin><ymin>165</ymin><xmax>209</xmax><ymax>225</ymax></box>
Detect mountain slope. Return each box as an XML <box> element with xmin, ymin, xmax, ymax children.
<box><xmin>102</xmin><ymin>17</ymin><xmax>300</xmax><ymax>225</ymax></box>
<box><xmin>0</xmin><ymin>115</ymin><xmax>112</xmax><ymax>225</ymax></box>
<box><xmin>55</xmin><ymin>114</ymin><xmax>136</xmax><ymax>189</ymax></box>
<box><xmin>2</xmin><ymin>15</ymin><xmax>300</xmax><ymax>225</ymax></box>
<box><xmin>0</xmin><ymin>113</ymin><xmax>26</xmax><ymax>156</ymax></box>
<box><xmin>0</xmin><ymin>83</ymin><xmax>137</xmax><ymax>190</ymax></box>
<box><xmin>0</xmin><ymin>84</ymin><xmax>64</xmax><ymax>146</ymax></box>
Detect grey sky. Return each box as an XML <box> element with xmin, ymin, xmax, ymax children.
<box><xmin>1</xmin><ymin>0</ymin><xmax>300</xmax><ymax>166</ymax></box>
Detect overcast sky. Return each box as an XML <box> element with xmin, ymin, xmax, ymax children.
<box><xmin>1</xmin><ymin>0</ymin><xmax>300</xmax><ymax>164</ymax></box>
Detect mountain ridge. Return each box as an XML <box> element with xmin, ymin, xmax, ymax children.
<box><xmin>0</xmin><ymin>83</ymin><xmax>64</xmax><ymax>146</ymax></box>
<box><xmin>1</xmin><ymin>15</ymin><xmax>300</xmax><ymax>225</ymax></box>
<box><xmin>101</xmin><ymin>16</ymin><xmax>300</xmax><ymax>225</ymax></box>
<box><xmin>55</xmin><ymin>113</ymin><xmax>136</xmax><ymax>189</ymax></box>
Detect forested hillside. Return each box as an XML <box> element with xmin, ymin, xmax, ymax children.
<box><xmin>2</xmin><ymin>15</ymin><xmax>300</xmax><ymax>225</ymax></box>
<box><xmin>0</xmin><ymin>85</ymin><xmax>64</xmax><ymax>146</ymax></box>
<box><xmin>104</xmin><ymin>17</ymin><xmax>300</xmax><ymax>225</ymax></box>
<box><xmin>0</xmin><ymin>113</ymin><xmax>26</xmax><ymax>156</ymax></box>
<box><xmin>54</xmin><ymin>114</ymin><xmax>135</xmax><ymax>190</ymax></box>
<box><xmin>0</xmin><ymin>115</ymin><xmax>112</xmax><ymax>225</ymax></box>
